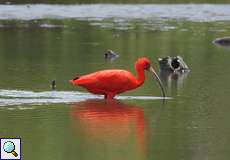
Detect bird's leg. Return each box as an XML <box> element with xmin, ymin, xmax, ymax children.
<box><xmin>105</xmin><ymin>93</ymin><xmax>115</xmax><ymax>99</ymax></box>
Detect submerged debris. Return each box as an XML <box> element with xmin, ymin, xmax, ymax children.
<box><xmin>158</xmin><ymin>56</ymin><xmax>189</xmax><ymax>73</ymax></box>
<box><xmin>213</xmin><ymin>37</ymin><xmax>230</xmax><ymax>47</ymax></box>
<box><xmin>104</xmin><ymin>50</ymin><xmax>119</xmax><ymax>61</ymax></box>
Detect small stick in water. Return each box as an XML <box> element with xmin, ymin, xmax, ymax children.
<box><xmin>51</xmin><ymin>80</ymin><xmax>56</xmax><ymax>90</ymax></box>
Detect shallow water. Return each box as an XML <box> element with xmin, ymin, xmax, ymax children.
<box><xmin>0</xmin><ymin>2</ymin><xmax>230</xmax><ymax>160</ymax></box>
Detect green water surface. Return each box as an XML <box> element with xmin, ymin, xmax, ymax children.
<box><xmin>0</xmin><ymin>2</ymin><xmax>230</xmax><ymax>160</ymax></box>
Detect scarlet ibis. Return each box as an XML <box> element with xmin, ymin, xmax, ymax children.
<box><xmin>69</xmin><ymin>57</ymin><xmax>165</xmax><ymax>99</ymax></box>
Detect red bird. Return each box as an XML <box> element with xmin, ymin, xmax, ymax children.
<box><xmin>69</xmin><ymin>57</ymin><xmax>165</xmax><ymax>99</ymax></box>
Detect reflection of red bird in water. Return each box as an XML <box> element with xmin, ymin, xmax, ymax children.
<box><xmin>71</xmin><ymin>100</ymin><xmax>146</xmax><ymax>155</ymax></box>
<box><xmin>69</xmin><ymin>57</ymin><xmax>165</xmax><ymax>99</ymax></box>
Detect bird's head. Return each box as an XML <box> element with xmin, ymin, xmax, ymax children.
<box><xmin>136</xmin><ymin>57</ymin><xmax>166</xmax><ymax>98</ymax></box>
<box><xmin>136</xmin><ymin>57</ymin><xmax>151</xmax><ymax>70</ymax></box>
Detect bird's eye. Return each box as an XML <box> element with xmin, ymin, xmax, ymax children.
<box><xmin>144</xmin><ymin>63</ymin><xmax>150</xmax><ymax>69</ymax></box>
<box><xmin>73</xmin><ymin>76</ymin><xmax>79</xmax><ymax>80</ymax></box>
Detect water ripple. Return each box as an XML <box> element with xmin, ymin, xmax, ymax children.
<box><xmin>0</xmin><ymin>89</ymin><xmax>170</xmax><ymax>106</ymax></box>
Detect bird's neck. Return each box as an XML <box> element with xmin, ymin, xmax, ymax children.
<box><xmin>135</xmin><ymin>64</ymin><xmax>145</xmax><ymax>86</ymax></box>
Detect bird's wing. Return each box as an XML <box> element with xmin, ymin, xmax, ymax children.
<box><xmin>76</xmin><ymin>70</ymin><xmax>137</xmax><ymax>92</ymax></box>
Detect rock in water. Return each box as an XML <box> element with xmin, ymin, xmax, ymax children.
<box><xmin>104</xmin><ymin>50</ymin><xmax>119</xmax><ymax>61</ymax></box>
<box><xmin>213</xmin><ymin>37</ymin><xmax>230</xmax><ymax>47</ymax></box>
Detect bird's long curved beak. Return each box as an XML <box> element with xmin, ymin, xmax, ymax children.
<box><xmin>148</xmin><ymin>66</ymin><xmax>166</xmax><ymax>98</ymax></box>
